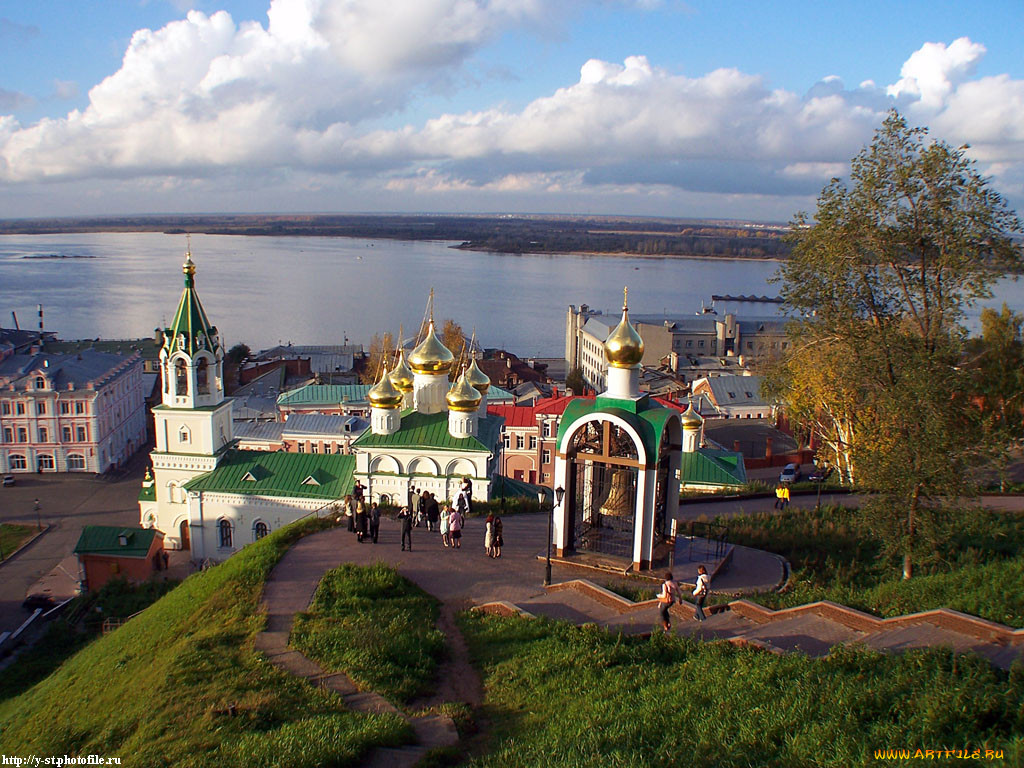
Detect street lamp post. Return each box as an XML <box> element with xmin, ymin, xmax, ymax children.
<box><xmin>544</xmin><ymin>486</ymin><xmax>566</xmax><ymax>587</ymax></box>
<box><xmin>34</xmin><ymin>498</ymin><xmax>41</xmax><ymax>531</ymax></box>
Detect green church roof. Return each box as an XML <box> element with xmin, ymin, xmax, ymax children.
<box><xmin>278</xmin><ymin>383</ymin><xmax>516</xmax><ymax>408</ymax></box>
<box><xmin>352</xmin><ymin>410</ymin><xmax>502</xmax><ymax>453</ymax></box>
<box><xmin>75</xmin><ymin>526</ymin><xmax>159</xmax><ymax>558</ymax></box>
<box><xmin>138</xmin><ymin>483</ymin><xmax>156</xmax><ymax>502</ymax></box>
<box><xmin>555</xmin><ymin>397</ymin><xmax>676</xmax><ymax>467</ymax></box>
<box><xmin>164</xmin><ymin>257</ymin><xmax>220</xmax><ymax>358</ymax></box>
<box><xmin>183</xmin><ymin>450</ymin><xmax>355</xmax><ymax>500</ymax></box>
<box><xmin>679</xmin><ymin>449</ymin><xmax>747</xmax><ymax>487</ymax></box>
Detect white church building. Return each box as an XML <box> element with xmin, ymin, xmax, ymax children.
<box><xmin>139</xmin><ymin>251</ymin><xmax>502</xmax><ymax>562</ymax></box>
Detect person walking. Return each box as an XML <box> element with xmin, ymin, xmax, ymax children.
<box><xmin>440</xmin><ymin>504</ymin><xmax>451</xmax><ymax>547</ymax></box>
<box><xmin>426</xmin><ymin>492</ymin><xmax>440</xmax><ymax>532</ymax></box>
<box><xmin>657</xmin><ymin>571</ymin><xmax>680</xmax><ymax>632</ymax></box>
<box><xmin>410</xmin><ymin>487</ymin><xmax>422</xmax><ymax>527</ymax></box>
<box><xmin>417</xmin><ymin>490</ymin><xmax>428</xmax><ymax>528</ymax></box>
<box><xmin>353</xmin><ymin>480</ymin><xmax>365</xmax><ymax>506</ymax></box>
<box><xmin>774</xmin><ymin>485</ymin><xmax>784</xmax><ymax>510</ymax></box>
<box><xmin>692</xmin><ymin>565</ymin><xmax>710</xmax><ymax>622</ymax></box>
<box><xmin>484</xmin><ymin>513</ymin><xmax>495</xmax><ymax>557</ymax></box>
<box><xmin>368</xmin><ymin>501</ymin><xmax>381</xmax><ymax>544</ymax></box>
<box><xmin>781</xmin><ymin>484</ymin><xmax>791</xmax><ymax>510</ymax></box>
<box><xmin>449</xmin><ymin>504</ymin><xmax>463</xmax><ymax>549</ymax></box>
<box><xmin>492</xmin><ymin>514</ymin><xmax>503</xmax><ymax>558</ymax></box>
<box><xmin>343</xmin><ymin>494</ymin><xmax>355</xmax><ymax>532</ymax></box>
<box><xmin>398</xmin><ymin>506</ymin><xmax>414</xmax><ymax>551</ymax></box>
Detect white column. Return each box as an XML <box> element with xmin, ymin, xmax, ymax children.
<box><xmin>413</xmin><ymin>373</ymin><xmax>447</xmax><ymax>414</ymax></box>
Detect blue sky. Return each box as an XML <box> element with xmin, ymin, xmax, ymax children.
<box><xmin>1</xmin><ymin>0</ymin><xmax>1022</xmax><ymax>220</ymax></box>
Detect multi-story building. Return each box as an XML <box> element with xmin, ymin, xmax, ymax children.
<box><xmin>566</xmin><ymin>304</ymin><xmax>789</xmax><ymax>391</ymax></box>
<box><xmin>489</xmin><ymin>394</ymin><xmax>581</xmax><ymax>487</ymax></box>
<box><xmin>0</xmin><ymin>349</ymin><xmax>147</xmax><ymax>474</ymax></box>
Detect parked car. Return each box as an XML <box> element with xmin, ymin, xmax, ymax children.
<box><xmin>779</xmin><ymin>463</ymin><xmax>802</xmax><ymax>483</ymax></box>
<box><xmin>808</xmin><ymin>466</ymin><xmax>833</xmax><ymax>483</ymax></box>
<box><xmin>2</xmin><ymin>475</ymin><xmax>14</xmax><ymax>487</ymax></box>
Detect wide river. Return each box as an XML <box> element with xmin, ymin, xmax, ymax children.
<box><xmin>1</xmin><ymin>232</ymin><xmax>1021</xmax><ymax>357</ymax></box>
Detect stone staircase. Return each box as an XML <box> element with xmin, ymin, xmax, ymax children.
<box><xmin>480</xmin><ymin>579</ymin><xmax>1024</xmax><ymax>670</ymax></box>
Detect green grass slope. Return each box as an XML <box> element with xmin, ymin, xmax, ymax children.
<box><xmin>0</xmin><ymin>518</ymin><xmax>410</xmax><ymax>767</ymax></box>
<box><xmin>460</xmin><ymin>612</ymin><xmax>1024</xmax><ymax>768</ymax></box>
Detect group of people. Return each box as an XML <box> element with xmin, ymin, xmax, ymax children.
<box><xmin>341</xmin><ymin>479</ymin><xmax>381</xmax><ymax>544</ymax></box>
<box><xmin>657</xmin><ymin>565</ymin><xmax>710</xmax><ymax>632</ymax></box>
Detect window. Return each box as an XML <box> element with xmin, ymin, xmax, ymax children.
<box><xmin>62</xmin><ymin>427</ymin><xmax>72</xmax><ymax>442</ymax></box>
<box><xmin>529</xmin><ymin>435</ymin><xmax>537</xmax><ymax>449</ymax></box>
<box><xmin>542</xmin><ymin>422</ymin><xmax>552</xmax><ymax>438</ymax></box>
<box><xmin>516</xmin><ymin>434</ymin><xmax>525</xmax><ymax>450</ymax></box>
<box><xmin>3</xmin><ymin>428</ymin><xmax>11</xmax><ymax>443</ymax></box>
<box><xmin>218</xmin><ymin>519</ymin><xmax>233</xmax><ymax>548</ymax></box>
<box><xmin>67</xmin><ymin>454</ymin><xmax>86</xmax><ymax>470</ymax></box>
<box><xmin>38</xmin><ymin>427</ymin><xmax>48</xmax><ymax>443</ymax></box>
<box><xmin>35</xmin><ymin>376</ymin><xmax>45</xmax><ymax>390</ymax></box>
<box><xmin>77</xmin><ymin>426</ymin><xmax>87</xmax><ymax>442</ymax></box>
<box><xmin>542</xmin><ymin>449</ymin><xmax>551</xmax><ymax>464</ymax></box>
<box><xmin>698</xmin><ymin>340</ymin><xmax>705</xmax><ymax>348</ymax></box>
<box><xmin>298</xmin><ymin>443</ymin><xmax>305</xmax><ymax>453</ymax></box>
<box><xmin>17</xmin><ymin>427</ymin><xmax>27</xmax><ymax>442</ymax></box>
<box><xmin>179</xmin><ymin>426</ymin><xmax>190</xmax><ymax>444</ymax></box>
<box><xmin>175</xmin><ymin>359</ymin><xmax>188</xmax><ymax>395</ymax></box>
<box><xmin>503</xmin><ymin>433</ymin><xmax>510</xmax><ymax>449</ymax></box>
<box><xmin>37</xmin><ymin>455</ymin><xmax>54</xmax><ymax>471</ymax></box>
<box><xmin>254</xmin><ymin>521</ymin><xmax>269</xmax><ymax>540</ymax></box>
<box><xmin>16</xmin><ymin>402</ymin><xmax>25</xmax><ymax>415</ymax></box>
<box><xmin>196</xmin><ymin>358</ymin><xmax>210</xmax><ymax>395</ymax></box>
<box><xmin>75</xmin><ymin>402</ymin><xmax>85</xmax><ymax>414</ymax></box>
<box><xmin>36</xmin><ymin>401</ymin><xmax>46</xmax><ymax>415</ymax></box>
<box><xmin>311</xmin><ymin>443</ymin><xmax>319</xmax><ymax>454</ymax></box>
<box><xmin>685</xmin><ymin>340</ymin><xmax>692</xmax><ymax>348</ymax></box>
<box><xmin>10</xmin><ymin>454</ymin><xmax>26</xmax><ymax>470</ymax></box>
<box><xmin>60</xmin><ymin>401</ymin><xmax>70</xmax><ymax>414</ymax></box>
<box><xmin>0</xmin><ymin>402</ymin><xmax>8</xmax><ymax>414</ymax></box>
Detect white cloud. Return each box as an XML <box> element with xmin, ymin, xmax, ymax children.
<box><xmin>0</xmin><ymin>17</ymin><xmax>1023</xmax><ymax>219</ymax></box>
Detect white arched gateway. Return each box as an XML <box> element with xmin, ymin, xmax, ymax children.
<box><xmin>552</xmin><ymin>291</ymin><xmax>682</xmax><ymax>571</ymax></box>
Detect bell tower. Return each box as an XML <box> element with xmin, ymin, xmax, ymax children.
<box><xmin>140</xmin><ymin>246</ymin><xmax>234</xmax><ymax>550</ymax></box>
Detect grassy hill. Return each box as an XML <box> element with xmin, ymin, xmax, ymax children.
<box><xmin>0</xmin><ymin>517</ymin><xmax>410</xmax><ymax>767</ymax></box>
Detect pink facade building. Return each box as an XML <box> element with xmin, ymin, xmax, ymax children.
<box><xmin>0</xmin><ymin>349</ymin><xmax>147</xmax><ymax>474</ymax></box>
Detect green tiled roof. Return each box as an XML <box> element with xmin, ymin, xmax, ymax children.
<box><xmin>679</xmin><ymin>449</ymin><xmax>747</xmax><ymax>487</ymax></box>
<box><xmin>353</xmin><ymin>410</ymin><xmax>502</xmax><ymax>453</ymax></box>
<box><xmin>183</xmin><ymin>450</ymin><xmax>355</xmax><ymax>500</ymax></box>
<box><xmin>278</xmin><ymin>383</ymin><xmax>516</xmax><ymax>408</ymax></box>
<box><xmin>75</xmin><ymin>526</ymin><xmax>159</xmax><ymax>558</ymax></box>
<box><xmin>556</xmin><ymin>398</ymin><xmax>676</xmax><ymax>467</ymax></box>
<box><xmin>138</xmin><ymin>484</ymin><xmax>156</xmax><ymax>502</ymax></box>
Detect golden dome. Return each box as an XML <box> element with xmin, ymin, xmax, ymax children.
<box><xmin>183</xmin><ymin>251</ymin><xmax>196</xmax><ymax>278</ymax></box>
<box><xmin>389</xmin><ymin>349</ymin><xmax>414</xmax><ymax>393</ymax></box>
<box><xmin>446</xmin><ymin>371</ymin><xmax>482</xmax><ymax>412</ymax></box>
<box><xmin>368</xmin><ymin>368</ymin><xmax>403</xmax><ymax>409</ymax></box>
<box><xmin>408</xmin><ymin>321</ymin><xmax>455</xmax><ymax>375</ymax></box>
<box><xmin>604</xmin><ymin>288</ymin><xmax>644</xmax><ymax>368</ymax></box>
<box><xmin>464</xmin><ymin>358</ymin><xmax>491</xmax><ymax>394</ymax></box>
<box><xmin>681</xmin><ymin>402</ymin><xmax>703</xmax><ymax>428</ymax></box>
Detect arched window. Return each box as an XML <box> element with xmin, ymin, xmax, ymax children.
<box><xmin>196</xmin><ymin>358</ymin><xmax>210</xmax><ymax>395</ymax></box>
<box><xmin>253</xmin><ymin>521</ymin><xmax>269</xmax><ymax>540</ymax></box>
<box><xmin>37</xmin><ymin>455</ymin><xmax>55</xmax><ymax>471</ymax></box>
<box><xmin>67</xmin><ymin>454</ymin><xmax>86</xmax><ymax>471</ymax></box>
<box><xmin>175</xmin><ymin>359</ymin><xmax>188</xmax><ymax>396</ymax></box>
<box><xmin>179</xmin><ymin>426</ymin><xmax>191</xmax><ymax>445</ymax></box>
<box><xmin>35</xmin><ymin>376</ymin><xmax>45</xmax><ymax>389</ymax></box>
<box><xmin>218</xmin><ymin>518</ymin><xmax>233</xmax><ymax>548</ymax></box>
<box><xmin>9</xmin><ymin>454</ymin><xmax>26</xmax><ymax>470</ymax></box>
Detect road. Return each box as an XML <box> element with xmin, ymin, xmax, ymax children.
<box><xmin>0</xmin><ymin>464</ymin><xmax>143</xmax><ymax>634</ymax></box>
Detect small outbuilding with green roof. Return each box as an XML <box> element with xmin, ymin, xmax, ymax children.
<box><xmin>74</xmin><ymin>525</ymin><xmax>165</xmax><ymax>592</ymax></box>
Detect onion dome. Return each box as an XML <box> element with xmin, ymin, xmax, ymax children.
<box><xmin>408</xmin><ymin>321</ymin><xmax>455</xmax><ymax>375</ymax></box>
<box><xmin>446</xmin><ymin>370</ymin><xmax>482</xmax><ymax>412</ymax></box>
<box><xmin>389</xmin><ymin>349</ymin><xmax>415</xmax><ymax>393</ymax></box>
<box><xmin>368</xmin><ymin>368</ymin><xmax>403</xmax><ymax>409</ymax></box>
<box><xmin>464</xmin><ymin>357</ymin><xmax>491</xmax><ymax>395</ymax></box>
<box><xmin>681</xmin><ymin>401</ymin><xmax>703</xmax><ymax>429</ymax></box>
<box><xmin>604</xmin><ymin>287</ymin><xmax>644</xmax><ymax>368</ymax></box>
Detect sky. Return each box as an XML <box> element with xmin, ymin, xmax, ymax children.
<box><xmin>1</xmin><ymin>0</ymin><xmax>1023</xmax><ymax>222</ymax></box>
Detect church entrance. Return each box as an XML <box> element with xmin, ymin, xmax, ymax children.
<box><xmin>566</xmin><ymin>420</ymin><xmax>641</xmax><ymax>559</ymax></box>
<box><xmin>179</xmin><ymin>519</ymin><xmax>190</xmax><ymax>551</ymax></box>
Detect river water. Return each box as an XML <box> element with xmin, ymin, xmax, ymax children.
<box><xmin>1</xmin><ymin>232</ymin><xmax>1020</xmax><ymax>357</ymax></box>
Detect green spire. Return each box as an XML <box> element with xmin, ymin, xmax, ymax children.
<box><xmin>165</xmin><ymin>250</ymin><xmax>220</xmax><ymax>357</ymax></box>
